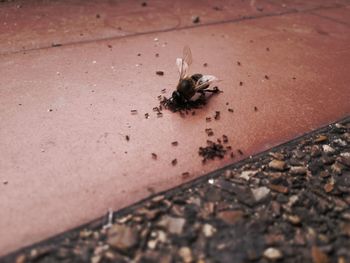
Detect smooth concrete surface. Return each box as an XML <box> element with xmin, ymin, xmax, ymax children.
<box><xmin>0</xmin><ymin>0</ymin><xmax>350</xmax><ymax>257</ymax></box>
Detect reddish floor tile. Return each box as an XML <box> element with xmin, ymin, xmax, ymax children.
<box><xmin>311</xmin><ymin>6</ymin><xmax>350</xmax><ymax>26</ymax></box>
<box><xmin>1</xmin><ymin>0</ymin><xmax>347</xmax><ymax>54</ymax></box>
<box><xmin>0</xmin><ymin>6</ymin><xmax>350</xmax><ymax>257</ymax></box>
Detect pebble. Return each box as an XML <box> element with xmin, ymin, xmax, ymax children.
<box><xmin>314</xmin><ymin>135</ymin><xmax>328</xmax><ymax>143</ymax></box>
<box><xmin>311</xmin><ymin>246</ymin><xmax>330</xmax><ymax>263</ymax></box>
<box><xmin>269</xmin><ymin>184</ymin><xmax>289</xmax><ymax>194</ymax></box>
<box><xmin>107</xmin><ymin>225</ymin><xmax>139</xmax><ymax>251</ymax></box>
<box><xmin>157</xmin><ymin>215</ymin><xmax>186</xmax><ymax>234</ymax></box>
<box><xmin>268</xmin><ymin>160</ymin><xmax>287</xmax><ymax>171</ymax></box>
<box><xmin>218</xmin><ymin>210</ymin><xmax>244</xmax><ymax>224</ymax></box>
<box><xmin>331</xmin><ymin>162</ymin><xmax>343</xmax><ymax>175</ymax></box>
<box><xmin>263</xmin><ymin>247</ymin><xmax>283</xmax><ymax>260</ymax></box>
<box><xmin>290</xmin><ymin>166</ymin><xmax>307</xmax><ymax>175</ymax></box>
<box><xmin>239</xmin><ymin>170</ymin><xmax>257</xmax><ymax>180</ymax></box>
<box><xmin>269</xmin><ymin>152</ymin><xmax>285</xmax><ymax>160</ymax></box>
<box><xmin>251</xmin><ymin>187</ymin><xmax>270</xmax><ymax>202</ymax></box>
<box><xmin>202</xmin><ymin>224</ymin><xmax>216</xmax><ymax>237</ymax></box>
<box><xmin>287</xmin><ymin>214</ymin><xmax>301</xmax><ymax>225</ymax></box>
<box><xmin>338</xmin><ymin>154</ymin><xmax>350</xmax><ymax>167</ymax></box>
<box><xmin>178</xmin><ymin>247</ymin><xmax>193</xmax><ymax>263</ymax></box>
<box><xmin>323</xmin><ymin>145</ymin><xmax>335</xmax><ymax>154</ymax></box>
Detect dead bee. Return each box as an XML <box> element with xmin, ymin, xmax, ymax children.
<box><xmin>171</xmin><ymin>46</ymin><xmax>219</xmax><ymax>104</ymax></box>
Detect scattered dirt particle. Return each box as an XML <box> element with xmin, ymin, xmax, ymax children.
<box><xmin>172</xmin><ymin>159</ymin><xmax>178</xmax><ymax>166</ymax></box>
<box><xmin>51</xmin><ymin>43</ymin><xmax>62</xmax><ymax>47</ymax></box>
<box><xmin>141</xmin><ymin>2</ymin><xmax>147</xmax><ymax>7</ymax></box>
<box><xmin>237</xmin><ymin>149</ymin><xmax>243</xmax><ymax>155</ymax></box>
<box><xmin>205</xmin><ymin>128</ymin><xmax>214</xmax><ymax>137</ymax></box>
<box><xmin>96</xmin><ymin>14</ymin><xmax>100</xmax><ymax>19</ymax></box>
<box><xmin>214</xmin><ymin>111</ymin><xmax>220</xmax><ymax>120</ymax></box>
<box><xmin>131</xmin><ymin>109</ymin><xmax>138</xmax><ymax>114</ymax></box>
<box><xmin>137</xmin><ymin>53</ymin><xmax>141</xmax><ymax>56</ymax></box>
<box><xmin>237</xmin><ymin>61</ymin><xmax>241</xmax><ymax>66</ymax></box>
<box><xmin>125</xmin><ymin>135</ymin><xmax>130</xmax><ymax>141</ymax></box>
<box><xmin>151</xmin><ymin>153</ymin><xmax>157</xmax><ymax>160</ymax></box>
<box><xmin>199</xmin><ymin>140</ymin><xmax>226</xmax><ymax>162</ymax></box>
<box><xmin>155</xmin><ymin>53</ymin><xmax>159</xmax><ymax>57</ymax></box>
<box><xmin>171</xmin><ymin>141</ymin><xmax>178</xmax><ymax>146</ymax></box>
<box><xmin>206</xmin><ymin>117</ymin><xmax>212</xmax><ymax>122</ymax></box>
<box><xmin>239</xmin><ymin>81</ymin><xmax>243</xmax><ymax>86</ymax></box>
<box><xmin>228</xmin><ymin>108</ymin><xmax>234</xmax><ymax>113</ymax></box>
<box><xmin>107</xmin><ymin>44</ymin><xmax>112</xmax><ymax>49</ymax></box>
<box><xmin>254</xmin><ymin>106</ymin><xmax>258</xmax><ymax>112</ymax></box>
<box><xmin>203</xmin><ymin>63</ymin><xmax>208</xmax><ymax>67</ymax></box>
<box><xmin>223</xmin><ymin>135</ymin><xmax>228</xmax><ymax>143</ymax></box>
<box><xmin>161</xmin><ymin>88</ymin><xmax>166</xmax><ymax>93</ymax></box>
<box><xmin>266</xmin><ymin>47</ymin><xmax>270</xmax><ymax>51</ymax></box>
<box><xmin>182</xmin><ymin>172</ymin><xmax>190</xmax><ymax>179</ymax></box>
<box><xmin>265</xmin><ymin>75</ymin><xmax>269</xmax><ymax>80</ymax></box>
<box><xmin>156</xmin><ymin>71</ymin><xmax>164</xmax><ymax>76</ymax></box>
<box><xmin>192</xmin><ymin>16</ymin><xmax>200</xmax><ymax>24</ymax></box>
<box><xmin>144</xmin><ymin>113</ymin><xmax>149</xmax><ymax>119</ymax></box>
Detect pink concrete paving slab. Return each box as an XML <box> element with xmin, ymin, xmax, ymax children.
<box><xmin>1</xmin><ymin>0</ymin><xmax>346</xmax><ymax>54</ymax></box>
<box><xmin>1</xmin><ymin>10</ymin><xmax>350</xmax><ymax>256</ymax></box>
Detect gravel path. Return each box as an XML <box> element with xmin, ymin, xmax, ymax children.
<box><xmin>4</xmin><ymin>117</ymin><xmax>350</xmax><ymax>263</ymax></box>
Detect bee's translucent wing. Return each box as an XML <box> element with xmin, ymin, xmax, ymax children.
<box><xmin>194</xmin><ymin>75</ymin><xmax>218</xmax><ymax>91</ymax></box>
<box><xmin>176</xmin><ymin>58</ymin><xmax>189</xmax><ymax>80</ymax></box>
<box><xmin>182</xmin><ymin>46</ymin><xmax>192</xmax><ymax>66</ymax></box>
<box><xmin>176</xmin><ymin>46</ymin><xmax>193</xmax><ymax>80</ymax></box>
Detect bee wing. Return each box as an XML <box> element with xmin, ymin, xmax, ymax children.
<box><xmin>194</xmin><ymin>75</ymin><xmax>218</xmax><ymax>91</ymax></box>
<box><xmin>176</xmin><ymin>46</ymin><xmax>193</xmax><ymax>80</ymax></box>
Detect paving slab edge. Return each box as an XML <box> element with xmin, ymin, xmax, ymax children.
<box><xmin>2</xmin><ymin>114</ymin><xmax>349</xmax><ymax>262</ymax></box>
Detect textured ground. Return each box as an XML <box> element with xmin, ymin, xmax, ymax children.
<box><xmin>4</xmin><ymin>117</ymin><xmax>350</xmax><ymax>263</ymax></box>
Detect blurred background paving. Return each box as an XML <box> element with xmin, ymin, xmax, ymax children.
<box><xmin>0</xmin><ymin>0</ymin><xmax>349</xmax><ymax>257</ymax></box>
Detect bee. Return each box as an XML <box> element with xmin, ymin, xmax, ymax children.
<box><xmin>171</xmin><ymin>46</ymin><xmax>219</xmax><ymax>104</ymax></box>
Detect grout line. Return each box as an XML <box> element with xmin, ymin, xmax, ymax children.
<box><xmin>0</xmin><ymin>4</ymin><xmax>346</xmax><ymax>56</ymax></box>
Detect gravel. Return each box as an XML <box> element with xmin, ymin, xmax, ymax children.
<box><xmin>3</xmin><ymin>117</ymin><xmax>350</xmax><ymax>263</ymax></box>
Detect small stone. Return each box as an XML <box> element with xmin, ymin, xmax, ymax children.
<box><xmin>202</xmin><ymin>224</ymin><xmax>216</xmax><ymax>237</ymax></box>
<box><xmin>269</xmin><ymin>152</ymin><xmax>284</xmax><ymax>160</ymax></box>
<box><xmin>158</xmin><ymin>215</ymin><xmax>185</xmax><ymax>234</ymax></box>
<box><xmin>251</xmin><ymin>187</ymin><xmax>270</xmax><ymax>202</ymax></box>
<box><xmin>107</xmin><ymin>225</ymin><xmax>139</xmax><ymax>251</ymax></box>
<box><xmin>287</xmin><ymin>214</ymin><xmax>301</xmax><ymax>225</ymax></box>
<box><xmin>311</xmin><ymin>246</ymin><xmax>329</xmax><ymax>263</ymax></box>
<box><xmin>323</xmin><ymin>145</ymin><xmax>335</xmax><ymax>154</ymax></box>
<box><xmin>192</xmin><ymin>16</ymin><xmax>200</xmax><ymax>24</ymax></box>
<box><xmin>91</xmin><ymin>255</ymin><xmax>101</xmax><ymax>263</ymax></box>
<box><xmin>290</xmin><ymin>166</ymin><xmax>307</xmax><ymax>175</ymax></box>
<box><xmin>239</xmin><ymin>170</ymin><xmax>257</xmax><ymax>180</ymax></box>
<box><xmin>218</xmin><ymin>210</ymin><xmax>244</xmax><ymax>224</ymax></box>
<box><xmin>338</xmin><ymin>154</ymin><xmax>350</xmax><ymax>167</ymax></box>
<box><xmin>324</xmin><ymin>182</ymin><xmax>334</xmax><ymax>193</ymax></box>
<box><xmin>315</xmin><ymin>135</ymin><xmax>328</xmax><ymax>143</ymax></box>
<box><xmin>179</xmin><ymin>247</ymin><xmax>193</xmax><ymax>263</ymax></box>
<box><xmin>311</xmin><ymin>145</ymin><xmax>322</xmax><ymax>157</ymax></box>
<box><xmin>331</xmin><ymin>162</ymin><xmax>343</xmax><ymax>175</ymax></box>
<box><xmin>334</xmin><ymin>139</ymin><xmax>347</xmax><ymax>146</ymax></box>
<box><xmin>269</xmin><ymin>184</ymin><xmax>289</xmax><ymax>193</ymax></box>
<box><xmin>263</xmin><ymin>248</ymin><xmax>283</xmax><ymax>260</ymax></box>
<box><xmin>268</xmin><ymin>160</ymin><xmax>287</xmax><ymax>171</ymax></box>
<box><xmin>15</xmin><ymin>254</ymin><xmax>26</xmax><ymax>263</ymax></box>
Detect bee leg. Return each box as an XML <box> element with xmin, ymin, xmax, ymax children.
<box><xmin>203</xmin><ymin>87</ymin><xmax>220</xmax><ymax>93</ymax></box>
